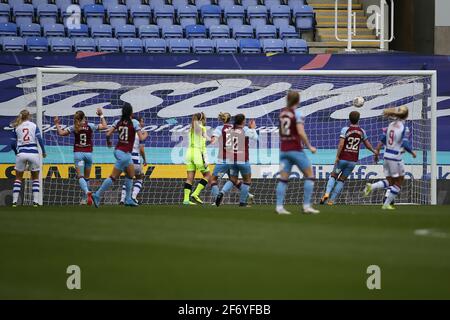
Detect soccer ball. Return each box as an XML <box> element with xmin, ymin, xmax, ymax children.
<box><xmin>353</xmin><ymin>96</ymin><xmax>365</xmax><ymax>108</ymax></box>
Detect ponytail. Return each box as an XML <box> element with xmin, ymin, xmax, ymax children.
<box><xmin>73</xmin><ymin>111</ymin><xmax>85</xmax><ymax>133</ymax></box>
<box><xmin>121</xmin><ymin>102</ymin><xmax>133</xmax><ymax>122</ymax></box>
<box><xmin>218</xmin><ymin>112</ymin><xmax>231</xmax><ymax>124</ymax></box>
<box><xmin>11</xmin><ymin>109</ymin><xmax>30</xmax><ymax>128</ymax></box>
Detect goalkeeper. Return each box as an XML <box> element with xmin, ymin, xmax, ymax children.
<box><xmin>183</xmin><ymin>112</ymin><xmax>211</xmax><ymax>205</ymax></box>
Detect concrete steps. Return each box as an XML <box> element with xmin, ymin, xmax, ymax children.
<box><xmin>307</xmin><ymin>0</ymin><xmax>380</xmax><ymax>52</ymax></box>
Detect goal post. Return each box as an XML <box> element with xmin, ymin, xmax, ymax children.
<box><xmin>33</xmin><ymin>68</ymin><xmax>437</xmax><ymax>206</ymax></box>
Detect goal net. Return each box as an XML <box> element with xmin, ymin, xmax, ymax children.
<box><xmin>23</xmin><ymin>68</ymin><xmax>436</xmax><ymax>206</ymax></box>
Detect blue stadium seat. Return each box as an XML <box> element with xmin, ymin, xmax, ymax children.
<box><xmin>285</xmin><ymin>38</ymin><xmax>308</xmax><ymax>53</ymax></box>
<box><xmin>209</xmin><ymin>24</ymin><xmax>230</xmax><ymax>39</ymax></box>
<box><xmin>74</xmin><ymin>37</ymin><xmax>96</xmax><ymax>51</ymax></box>
<box><xmin>177</xmin><ymin>5</ymin><xmax>197</xmax><ymax>28</ymax></box>
<box><xmin>167</xmin><ymin>38</ymin><xmax>190</xmax><ymax>53</ymax></box>
<box><xmin>37</xmin><ymin>4</ymin><xmax>58</xmax><ymax>25</ymax></box>
<box><xmin>255</xmin><ymin>24</ymin><xmax>276</xmax><ymax>39</ymax></box>
<box><xmin>218</xmin><ymin>0</ymin><xmax>234</xmax><ymax>11</ymax></box>
<box><xmin>270</xmin><ymin>5</ymin><xmax>290</xmax><ymax>27</ymax></box>
<box><xmin>0</xmin><ymin>3</ymin><xmax>10</xmax><ymax>24</ymax></box>
<box><xmin>13</xmin><ymin>4</ymin><xmax>34</xmax><ymax>26</ymax></box>
<box><xmin>192</xmin><ymin>38</ymin><xmax>214</xmax><ymax>53</ymax></box>
<box><xmin>263</xmin><ymin>0</ymin><xmax>280</xmax><ymax>9</ymax></box>
<box><xmin>239</xmin><ymin>38</ymin><xmax>260</xmax><ymax>53</ymax></box>
<box><xmin>185</xmin><ymin>24</ymin><xmax>206</xmax><ymax>38</ymax></box>
<box><xmin>195</xmin><ymin>0</ymin><xmax>213</xmax><ymax>8</ymax></box>
<box><xmin>32</xmin><ymin>0</ymin><xmax>49</xmax><ymax>9</ymax></box>
<box><xmin>138</xmin><ymin>24</ymin><xmax>159</xmax><ymax>38</ymax></box>
<box><xmin>241</xmin><ymin>0</ymin><xmax>257</xmax><ymax>10</ymax></box>
<box><xmin>247</xmin><ymin>5</ymin><xmax>268</xmax><ymax>27</ymax></box>
<box><xmin>125</xmin><ymin>0</ymin><xmax>143</xmax><ymax>9</ymax></box>
<box><xmin>96</xmin><ymin>37</ymin><xmax>119</xmax><ymax>52</ymax></box>
<box><xmin>287</xmin><ymin>0</ymin><xmax>306</xmax><ymax>10</ymax></box>
<box><xmin>130</xmin><ymin>5</ymin><xmax>152</xmax><ymax>27</ymax></box>
<box><xmin>279</xmin><ymin>25</ymin><xmax>298</xmax><ymax>39</ymax></box>
<box><xmin>19</xmin><ymin>23</ymin><xmax>41</xmax><ymax>37</ymax></box>
<box><xmin>224</xmin><ymin>5</ymin><xmax>244</xmax><ymax>30</ymax></box>
<box><xmin>293</xmin><ymin>5</ymin><xmax>314</xmax><ymax>32</ymax></box>
<box><xmin>200</xmin><ymin>5</ymin><xmax>221</xmax><ymax>28</ymax></box>
<box><xmin>26</xmin><ymin>36</ymin><xmax>48</xmax><ymax>52</ymax></box>
<box><xmin>172</xmin><ymin>0</ymin><xmax>189</xmax><ymax>8</ymax></box>
<box><xmin>102</xmin><ymin>0</ymin><xmax>120</xmax><ymax>9</ymax></box>
<box><xmin>49</xmin><ymin>37</ymin><xmax>72</xmax><ymax>52</ymax></box>
<box><xmin>91</xmin><ymin>24</ymin><xmax>113</xmax><ymax>38</ymax></box>
<box><xmin>120</xmin><ymin>37</ymin><xmax>143</xmax><ymax>53</ymax></box>
<box><xmin>79</xmin><ymin>0</ymin><xmax>95</xmax><ymax>8</ymax></box>
<box><xmin>114</xmin><ymin>24</ymin><xmax>136</xmax><ymax>38</ymax></box>
<box><xmin>233</xmin><ymin>24</ymin><xmax>253</xmax><ymax>39</ymax></box>
<box><xmin>162</xmin><ymin>24</ymin><xmax>183</xmax><ymax>38</ymax></box>
<box><xmin>67</xmin><ymin>23</ymin><xmax>89</xmax><ymax>37</ymax></box>
<box><xmin>107</xmin><ymin>4</ymin><xmax>128</xmax><ymax>28</ymax></box>
<box><xmin>262</xmin><ymin>38</ymin><xmax>284</xmax><ymax>53</ymax></box>
<box><xmin>8</xmin><ymin>0</ymin><xmax>25</xmax><ymax>8</ymax></box>
<box><xmin>154</xmin><ymin>5</ymin><xmax>175</xmax><ymax>27</ymax></box>
<box><xmin>84</xmin><ymin>4</ymin><xmax>105</xmax><ymax>27</ymax></box>
<box><xmin>149</xmin><ymin>0</ymin><xmax>166</xmax><ymax>11</ymax></box>
<box><xmin>0</xmin><ymin>22</ymin><xmax>17</xmax><ymax>37</ymax></box>
<box><xmin>144</xmin><ymin>38</ymin><xmax>166</xmax><ymax>53</ymax></box>
<box><xmin>43</xmin><ymin>23</ymin><xmax>65</xmax><ymax>37</ymax></box>
<box><xmin>215</xmin><ymin>38</ymin><xmax>237</xmax><ymax>53</ymax></box>
<box><xmin>55</xmin><ymin>0</ymin><xmax>72</xmax><ymax>13</ymax></box>
<box><xmin>1</xmin><ymin>36</ymin><xmax>24</xmax><ymax>51</ymax></box>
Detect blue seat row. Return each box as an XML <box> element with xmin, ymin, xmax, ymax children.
<box><xmin>0</xmin><ymin>3</ymin><xmax>314</xmax><ymax>31</ymax></box>
<box><xmin>0</xmin><ymin>35</ymin><xmax>307</xmax><ymax>53</ymax></box>
<box><xmin>0</xmin><ymin>21</ymin><xmax>300</xmax><ymax>39</ymax></box>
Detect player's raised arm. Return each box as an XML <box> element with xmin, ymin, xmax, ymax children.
<box><xmin>53</xmin><ymin>116</ymin><xmax>70</xmax><ymax>136</ymax></box>
<box><xmin>105</xmin><ymin>120</ymin><xmax>117</xmax><ymax>148</ymax></box>
<box><xmin>96</xmin><ymin>108</ymin><xmax>108</xmax><ymax>130</ymax></box>
<box><xmin>244</xmin><ymin>119</ymin><xmax>258</xmax><ymax>140</ymax></box>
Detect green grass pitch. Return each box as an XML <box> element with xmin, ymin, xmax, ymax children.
<box><xmin>1</xmin><ymin>204</ymin><xmax>450</xmax><ymax>299</ymax></box>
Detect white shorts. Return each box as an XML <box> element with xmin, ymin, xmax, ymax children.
<box><xmin>383</xmin><ymin>159</ymin><xmax>405</xmax><ymax>178</ymax></box>
<box><xmin>15</xmin><ymin>153</ymin><xmax>41</xmax><ymax>172</ymax></box>
<box><xmin>134</xmin><ymin>163</ymin><xmax>142</xmax><ymax>175</ymax></box>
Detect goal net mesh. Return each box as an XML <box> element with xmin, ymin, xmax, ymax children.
<box><xmin>21</xmin><ymin>71</ymin><xmax>432</xmax><ymax>205</ymax></box>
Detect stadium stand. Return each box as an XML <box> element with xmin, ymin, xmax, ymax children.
<box><xmin>0</xmin><ymin>0</ymin><xmax>315</xmax><ymax>54</ymax></box>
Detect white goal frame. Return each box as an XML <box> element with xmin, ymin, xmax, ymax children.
<box><xmin>35</xmin><ymin>68</ymin><xmax>438</xmax><ymax>205</ymax></box>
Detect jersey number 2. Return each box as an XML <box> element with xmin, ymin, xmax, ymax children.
<box><xmin>280</xmin><ymin>118</ymin><xmax>291</xmax><ymax>136</ymax></box>
<box><xmin>22</xmin><ymin>128</ymin><xmax>30</xmax><ymax>142</ymax></box>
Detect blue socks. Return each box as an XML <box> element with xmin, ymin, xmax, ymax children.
<box><xmin>211</xmin><ymin>184</ymin><xmax>219</xmax><ymax>198</ymax></box>
<box><xmin>304</xmin><ymin>179</ymin><xmax>314</xmax><ymax>207</ymax></box>
<box><xmin>79</xmin><ymin>177</ymin><xmax>88</xmax><ymax>195</ymax></box>
<box><xmin>330</xmin><ymin>181</ymin><xmax>344</xmax><ymax>201</ymax></box>
<box><xmin>239</xmin><ymin>183</ymin><xmax>250</xmax><ymax>204</ymax></box>
<box><xmin>125</xmin><ymin>177</ymin><xmax>133</xmax><ymax>202</ymax></box>
<box><xmin>96</xmin><ymin>177</ymin><xmax>113</xmax><ymax>197</ymax></box>
<box><xmin>325</xmin><ymin>176</ymin><xmax>336</xmax><ymax>195</ymax></box>
<box><xmin>221</xmin><ymin>180</ymin><xmax>234</xmax><ymax>194</ymax></box>
<box><xmin>276</xmin><ymin>180</ymin><xmax>288</xmax><ymax>206</ymax></box>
